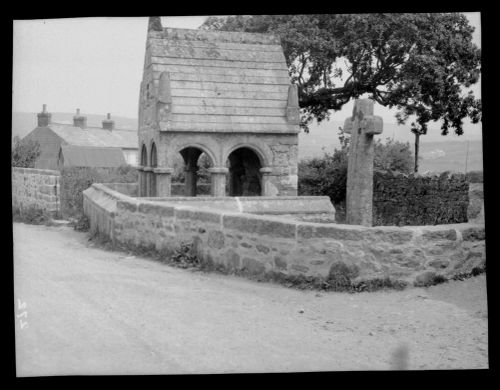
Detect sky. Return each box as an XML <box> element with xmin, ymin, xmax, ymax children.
<box><xmin>12</xmin><ymin>14</ymin><xmax>481</xmax><ymax>138</ymax></box>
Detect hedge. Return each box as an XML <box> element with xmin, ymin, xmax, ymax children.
<box><xmin>60</xmin><ymin>165</ymin><xmax>138</xmax><ymax>219</ymax></box>
<box><xmin>372</xmin><ymin>170</ymin><xmax>469</xmax><ymax>226</ymax></box>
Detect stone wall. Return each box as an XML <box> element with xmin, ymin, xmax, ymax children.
<box><xmin>12</xmin><ymin>167</ymin><xmax>61</xmax><ymax>216</ymax></box>
<box><xmin>84</xmin><ymin>183</ymin><xmax>485</xmax><ymax>286</ymax></box>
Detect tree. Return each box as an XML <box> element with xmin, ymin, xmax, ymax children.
<box><xmin>12</xmin><ymin>136</ymin><xmax>41</xmax><ymax>168</ymax></box>
<box><xmin>374</xmin><ymin>138</ymin><xmax>413</xmax><ymax>173</ymax></box>
<box><xmin>200</xmin><ymin>14</ymin><xmax>481</xmax><ymax>172</ymax></box>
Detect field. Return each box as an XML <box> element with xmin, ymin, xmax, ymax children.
<box><xmin>299</xmin><ymin>120</ymin><xmax>483</xmax><ymax>173</ymax></box>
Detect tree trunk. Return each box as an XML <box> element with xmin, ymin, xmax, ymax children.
<box><xmin>414</xmin><ymin>132</ymin><xmax>420</xmax><ymax>173</ymax></box>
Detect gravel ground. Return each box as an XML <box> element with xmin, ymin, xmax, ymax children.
<box><xmin>13</xmin><ymin>222</ymin><xmax>488</xmax><ymax>376</ymax></box>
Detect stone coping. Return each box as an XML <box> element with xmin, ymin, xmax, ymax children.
<box><xmin>89</xmin><ymin>183</ymin><xmax>485</xmax><ymax>242</ymax></box>
<box><xmin>136</xmin><ymin>194</ymin><xmax>335</xmax><ymax>215</ymax></box>
<box><xmin>12</xmin><ymin>167</ymin><xmax>60</xmax><ymax>176</ymax></box>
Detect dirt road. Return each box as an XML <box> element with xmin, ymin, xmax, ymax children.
<box><xmin>13</xmin><ymin>222</ymin><xmax>488</xmax><ymax>375</ymax></box>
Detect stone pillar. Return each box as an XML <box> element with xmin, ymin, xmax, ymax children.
<box><xmin>209</xmin><ymin>167</ymin><xmax>229</xmax><ymax>197</ymax></box>
<box><xmin>153</xmin><ymin>167</ymin><xmax>174</xmax><ymax>197</ymax></box>
<box><xmin>143</xmin><ymin>167</ymin><xmax>153</xmax><ymax>197</ymax></box>
<box><xmin>184</xmin><ymin>165</ymin><xmax>198</xmax><ymax>197</ymax></box>
<box><xmin>260</xmin><ymin>167</ymin><xmax>277</xmax><ymax>196</ymax></box>
<box><xmin>137</xmin><ymin>166</ymin><xmax>145</xmax><ymax>197</ymax></box>
<box><xmin>343</xmin><ymin>99</ymin><xmax>383</xmax><ymax>226</ymax></box>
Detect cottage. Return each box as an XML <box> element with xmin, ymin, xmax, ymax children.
<box><xmin>138</xmin><ymin>17</ymin><xmax>300</xmax><ymax>197</ymax></box>
<box><xmin>23</xmin><ymin>105</ymin><xmax>138</xmax><ymax>169</ymax></box>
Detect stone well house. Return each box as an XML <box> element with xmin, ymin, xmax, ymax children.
<box><xmin>22</xmin><ymin>106</ymin><xmax>138</xmax><ymax>170</ymax></box>
<box><xmin>138</xmin><ymin>17</ymin><xmax>300</xmax><ymax>197</ymax></box>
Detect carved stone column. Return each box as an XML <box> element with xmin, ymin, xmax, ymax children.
<box><xmin>184</xmin><ymin>165</ymin><xmax>198</xmax><ymax>197</ymax></box>
<box><xmin>143</xmin><ymin>167</ymin><xmax>153</xmax><ymax>197</ymax></box>
<box><xmin>137</xmin><ymin>165</ymin><xmax>146</xmax><ymax>197</ymax></box>
<box><xmin>153</xmin><ymin>167</ymin><xmax>174</xmax><ymax>197</ymax></box>
<box><xmin>209</xmin><ymin>167</ymin><xmax>229</xmax><ymax>197</ymax></box>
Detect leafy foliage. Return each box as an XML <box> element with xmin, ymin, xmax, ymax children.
<box><xmin>373</xmin><ymin>171</ymin><xmax>469</xmax><ymax>226</ymax></box>
<box><xmin>60</xmin><ymin>165</ymin><xmax>138</xmax><ymax>219</ymax></box>
<box><xmin>171</xmin><ymin>242</ymin><xmax>200</xmax><ymax>268</ymax></box>
<box><xmin>12</xmin><ymin>205</ymin><xmax>52</xmax><ymax>225</ymax></box>
<box><xmin>11</xmin><ymin>136</ymin><xmax>41</xmax><ymax>168</ymax></box>
<box><xmin>201</xmin><ymin>14</ymin><xmax>481</xmax><ymax>136</ymax></box>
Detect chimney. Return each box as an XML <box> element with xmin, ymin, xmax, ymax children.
<box><xmin>102</xmin><ymin>113</ymin><xmax>115</xmax><ymax>130</ymax></box>
<box><xmin>37</xmin><ymin>104</ymin><xmax>51</xmax><ymax>127</ymax></box>
<box><xmin>148</xmin><ymin>17</ymin><xmax>163</xmax><ymax>31</ymax></box>
<box><xmin>73</xmin><ymin>108</ymin><xmax>87</xmax><ymax>129</ymax></box>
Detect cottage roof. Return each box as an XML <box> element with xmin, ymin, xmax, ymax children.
<box><xmin>45</xmin><ymin>123</ymin><xmax>137</xmax><ymax>149</ymax></box>
<box><xmin>59</xmin><ymin>144</ymin><xmax>126</xmax><ymax>167</ymax></box>
<box><xmin>145</xmin><ymin>27</ymin><xmax>299</xmax><ymax>133</ymax></box>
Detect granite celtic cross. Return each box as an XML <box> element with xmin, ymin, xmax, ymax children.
<box><xmin>343</xmin><ymin>99</ymin><xmax>383</xmax><ymax>226</ymax></box>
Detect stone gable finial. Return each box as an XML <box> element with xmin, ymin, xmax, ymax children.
<box><xmin>148</xmin><ymin>17</ymin><xmax>162</xmax><ymax>32</ymax></box>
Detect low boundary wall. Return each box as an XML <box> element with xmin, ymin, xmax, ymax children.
<box><xmin>83</xmin><ymin>183</ymin><xmax>486</xmax><ymax>285</ymax></box>
<box><xmin>12</xmin><ymin>167</ymin><xmax>60</xmax><ymax>216</ymax></box>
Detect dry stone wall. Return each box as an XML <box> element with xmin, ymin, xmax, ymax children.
<box><xmin>12</xmin><ymin>167</ymin><xmax>60</xmax><ymax>216</ymax></box>
<box><xmin>83</xmin><ymin>183</ymin><xmax>486</xmax><ymax>286</ymax></box>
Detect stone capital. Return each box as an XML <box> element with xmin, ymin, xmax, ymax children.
<box><xmin>142</xmin><ymin>167</ymin><xmax>154</xmax><ymax>172</ymax></box>
<box><xmin>153</xmin><ymin>167</ymin><xmax>174</xmax><ymax>174</ymax></box>
<box><xmin>259</xmin><ymin>167</ymin><xmax>273</xmax><ymax>175</ymax></box>
<box><xmin>208</xmin><ymin>167</ymin><xmax>229</xmax><ymax>174</ymax></box>
<box><xmin>137</xmin><ymin>165</ymin><xmax>145</xmax><ymax>171</ymax></box>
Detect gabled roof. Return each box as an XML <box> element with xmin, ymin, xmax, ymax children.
<box><xmin>59</xmin><ymin>144</ymin><xmax>126</xmax><ymax>167</ymax></box>
<box><xmin>145</xmin><ymin>26</ymin><xmax>299</xmax><ymax>134</ymax></box>
<box><xmin>45</xmin><ymin>123</ymin><xmax>138</xmax><ymax>149</ymax></box>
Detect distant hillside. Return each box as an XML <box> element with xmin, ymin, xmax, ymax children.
<box><xmin>418</xmin><ymin>140</ymin><xmax>483</xmax><ymax>173</ymax></box>
<box><xmin>12</xmin><ymin>112</ymin><xmax>138</xmax><ymax>140</ymax></box>
<box><xmin>299</xmin><ymin>120</ymin><xmax>483</xmax><ymax>173</ymax></box>
<box><xmin>13</xmin><ymin>111</ymin><xmax>483</xmax><ymax>174</ymax></box>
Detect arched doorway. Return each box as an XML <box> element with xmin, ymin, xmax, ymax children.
<box><xmin>150</xmin><ymin>142</ymin><xmax>157</xmax><ymax>196</ymax></box>
<box><xmin>226</xmin><ymin>147</ymin><xmax>262</xmax><ymax>196</ymax></box>
<box><xmin>176</xmin><ymin>146</ymin><xmax>213</xmax><ymax>196</ymax></box>
<box><xmin>140</xmin><ymin>144</ymin><xmax>148</xmax><ymax>196</ymax></box>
